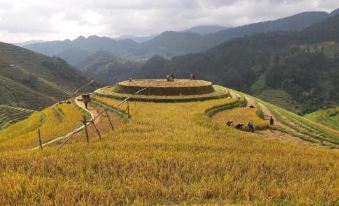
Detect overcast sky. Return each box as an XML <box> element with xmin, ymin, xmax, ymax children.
<box><xmin>0</xmin><ymin>0</ymin><xmax>339</xmax><ymax>43</ymax></box>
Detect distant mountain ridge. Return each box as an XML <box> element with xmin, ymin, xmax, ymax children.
<box><xmin>138</xmin><ymin>13</ymin><xmax>339</xmax><ymax>113</ymax></box>
<box><xmin>184</xmin><ymin>25</ymin><xmax>227</xmax><ymax>35</ymax></box>
<box><xmin>24</xmin><ymin>9</ymin><xmax>336</xmax><ymax>65</ymax></box>
<box><xmin>77</xmin><ymin>51</ymin><xmax>142</xmax><ymax>86</ymax></box>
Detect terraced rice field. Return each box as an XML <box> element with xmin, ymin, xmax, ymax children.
<box><xmin>0</xmin><ymin>105</ymin><xmax>34</xmax><ymax>129</ymax></box>
<box><xmin>0</xmin><ymin>90</ymin><xmax>338</xmax><ymax>205</ymax></box>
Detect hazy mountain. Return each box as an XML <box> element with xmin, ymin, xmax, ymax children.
<box><xmin>25</xmin><ymin>35</ymin><xmax>139</xmax><ymax>65</ymax></box>
<box><xmin>77</xmin><ymin>51</ymin><xmax>142</xmax><ymax>86</ymax></box>
<box><xmin>139</xmin><ymin>14</ymin><xmax>339</xmax><ymax>113</ymax></box>
<box><xmin>16</xmin><ymin>40</ymin><xmax>45</xmax><ymax>47</ymax></box>
<box><xmin>24</xmin><ymin>10</ymin><xmax>334</xmax><ymax>65</ymax></box>
<box><xmin>203</xmin><ymin>11</ymin><xmax>330</xmax><ymax>47</ymax></box>
<box><xmin>117</xmin><ymin>35</ymin><xmax>156</xmax><ymax>43</ymax></box>
<box><xmin>0</xmin><ymin>42</ymin><xmax>96</xmax><ymax>110</ymax></box>
<box><xmin>184</xmin><ymin>25</ymin><xmax>227</xmax><ymax>35</ymax></box>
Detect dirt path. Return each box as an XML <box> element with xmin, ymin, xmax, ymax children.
<box><xmin>243</xmin><ymin>95</ymin><xmax>321</xmax><ymax>145</ymax></box>
<box><xmin>75</xmin><ymin>97</ymin><xmax>101</xmax><ymax>124</ymax></box>
<box><xmin>30</xmin><ymin>96</ymin><xmax>101</xmax><ymax>150</ymax></box>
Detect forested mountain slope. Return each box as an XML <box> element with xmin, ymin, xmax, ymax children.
<box><xmin>0</xmin><ymin>42</ymin><xmax>96</xmax><ymax>110</ymax></box>
<box><xmin>138</xmin><ymin>15</ymin><xmax>339</xmax><ymax>113</ymax></box>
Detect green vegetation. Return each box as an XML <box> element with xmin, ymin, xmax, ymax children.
<box><xmin>257</xmin><ymin>89</ymin><xmax>297</xmax><ymax>112</ymax></box>
<box><xmin>0</xmin><ymin>105</ymin><xmax>34</xmax><ymax>129</ymax></box>
<box><xmin>259</xmin><ymin>100</ymin><xmax>339</xmax><ymax>148</ymax></box>
<box><xmin>77</xmin><ymin>51</ymin><xmax>141</xmax><ymax>85</ymax></box>
<box><xmin>306</xmin><ymin>107</ymin><xmax>339</xmax><ymax>131</ymax></box>
<box><xmin>0</xmin><ymin>42</ymin><xmax>96</xmax><ymax>110</ymax></box>
<box><xmin>139</xmin><ymin>14</ymin><xmax>339</xmax><ymax>113</ymax></box>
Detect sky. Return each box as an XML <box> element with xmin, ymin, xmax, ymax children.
<box><xmin>0</xmin><ymin>0</ymin><xmax>339</xmax><ymax>43</ymax></box>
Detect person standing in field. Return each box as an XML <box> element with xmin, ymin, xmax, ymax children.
<box><xmin>191</xmin><ymin>73</ymin><xmax>196</xmax><ymax>80</ymax></box>
<box><xmin>248</xmin><ymin>121</ymin><xmax>254</xmax><ymax>132</ymax></box>
<box><xmin>270</xmin><ymin>116</ymin><xmax>274</xmax><ymax>125</ymax></box>
<box><xmin>226</xmin><ymin>119</ymin><xmax>233</xmax><ymax>127</ymax></box>
<box><xmin>171</xmin><ymin>73</ymin><xmax>175</xmax><ymax>81</ymax></box>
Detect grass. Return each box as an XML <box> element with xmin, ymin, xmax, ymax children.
<box><xmin>260</xmin><ymin>100</ymin><xmax>339</xmax><ymax>147</ymax></box>
<box><xmin>0</xmin><ymin>105</ymin><xmax>34</xmax><ymax>129</ymax></box>
<box><xmin>305</xmin><ymin>107</ymin><xmax>339</xmax><ymax>131</ymax></box>
<box><xmin>0</xmin><ymin>102</ymin><xmax>84</xmax><ymax>151</ymax></box>
<box><xmin>257</xmin><ymin>89</ymin><xmax>297</xmax><ymax>112</ymax></box>
<box><xmin>0</xmin><ymin>42</ymin><xmax>96</xmax><ymax>110</ymax></box>
<box><xmin>0</xmin><ymin>95</ymin><xmax>338</xmax><ymax>205</ymax></box>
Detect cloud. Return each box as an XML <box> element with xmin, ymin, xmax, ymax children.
<box><xmin>0</xmin><ymin>0</ymin><xmax>338</xmax><ymax>43</ymax></box>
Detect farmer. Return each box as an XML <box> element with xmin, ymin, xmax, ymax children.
<box><xmin>226</xmin><ymin>119</ymin><xmax>233</xmax><ymax>127</ymax></box>
<box><xmin>190</xmin><ymin>73</ymin><xmax>196</xmax><ymax>80</ymax></box>
<box><xmin>248</xmin><ymin>121</ymin><xmax>254</xmax><ymax>132</ymax></box>
<box><xmin>166</xmin><ymin>74</ymin><xmax>171</xmax><ymax>82</ymax></box>
<box><xmin>171</xmin><ymin>73</ymin><xmax>175</xmax><ymax>81</ymax></box>
<box><xmin>270</xmin><ymin>116</ymin><xmax>274</xmax><ymax>125</ymax></box>
<box><xmin>235</xmin><ymin>123</ymin><xmax>243</xmax><ymax>130</ymax></box>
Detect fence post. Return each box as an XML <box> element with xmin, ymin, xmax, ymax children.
<box><xmin>38</xmin><ymin>128</ymin><xmax>43</xmax><ymax>150</ymax></box>
<box><xmin>83</xmin><ymin>116</ymin><xmax>89</xmax><ymax>144</ymax></box>
<box><xmin>91</xmin><ymin>120</ymin><xmax>101</xmax><ymax>140</ymax></box>
<box><xmin>105</xmin><ymin>110</ymin><xmax>114</xmax><ymax>132</ymax></box>
<box><xmin>127</xmin><ymin>100</ymin><xmax>130</xmax><ymax>117</ymax></box>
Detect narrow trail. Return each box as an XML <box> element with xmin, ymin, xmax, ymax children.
<box><xmin>244</xmin><ymin>94</ymin><xmax>320</xmax><ymax>145</ymax></box>
<box><xmin>30</xmin><ymin>96</ymin><xmax>101</xmax><ymax>150</ymax></box>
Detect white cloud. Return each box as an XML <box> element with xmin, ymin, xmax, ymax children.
<box><xmin>0</xmin><ymin>0</ymin><xmax>338</xmax><ymax>43</ymax></box>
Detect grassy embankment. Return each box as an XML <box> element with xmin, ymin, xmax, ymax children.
<box><xmin>306</xmin><ymin>107</ymin><xmax>339</xmax><ymax>131</ymax></box>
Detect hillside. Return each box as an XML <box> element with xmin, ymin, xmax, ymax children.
<box><xmin>0</xmin><ymin>84</ymin><xmax>338</xmax><ymax>204</ymax></box>
<box><xmin>306</xmin><ymin>107</ymin><xmax>339</xmax><ymax>131</ymax></box>
<box><xmin>0</xmin><ymin>42</ymin><xmax>96</xmax><ymax>110</ymax></box>
<box><xmin>24</xmin><ymin>10</ymin><xmax>333</xmax><ymax>64</ymax></box>
<box><xmin>139</xmin><ymin>14</ymin><xmax>339</xmax><ymax>113</ymax></box>
<box><xmin>0</xmin><ymin>105</ymin><xmax>33</xmax><ymax>129</ymax></box>
<box><xmin>77</xmin><ymin>51</ymin><xmax>142</xmax><ymax>85</ymax></box>
<box><xmin>184</xmin><ymin>25</ymin><xmax>227</xmax><ymax>35</ymax></box>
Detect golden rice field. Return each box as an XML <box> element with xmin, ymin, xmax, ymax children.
<box><xmin>213</xmin><ymin>107</ymin><xmax>269</xmax><ymax>130</ymax></box>
<box><xmin>0</xmin><ymin>103</ymin><xmax>84</xmax><ymax>151</ymax></box>
<box><xmin>0</xmin><ymin>95</ymin><xmax>338</xmax><ymax>205</ymax></box>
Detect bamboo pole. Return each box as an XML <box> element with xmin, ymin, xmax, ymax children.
<box><xmin>83</xmin><ymin>116</ymin><xmax>89</xmax><ymax>144</ymax></box>
<box><xmin>38</xmin><ymin>128</ymin><xmax>43</xmax><ymax>150</ymax></box>
<box><xmin>127</xmin><ymin>100</ymin><xmax>130</xmax><ymax>117</ymax></box>
<box><xmin>92</xmin><ymin>120</ymin><xmax>101</xmax><ymax>140</ymax></box>
<box><xmin>105</xmin><ymin>110</ymin><xmax>114</xmax><ymax>132</ymax></box>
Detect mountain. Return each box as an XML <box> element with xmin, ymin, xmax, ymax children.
<box><xmin>117</xmin><ymin>35</ymin><xmax>156</xmax><ymax>43</ymax></box>
<box><xmin>0</xmin><ymin>42</ymin><xmax>96</xmax><ymax>110</ymax></box>
<box><xmin>184</xmin><ymin>25</ymin><xmax>227</xmax><ymax>35</ymax></box>
<box><xmin>331</xmin><ymin>8</ymin><xmax>339</xmax><ymax>16</ymax></box>
<box><xmin>25</xmin><ymin>35</ymin><xmax>139</xmax><ymax>65</ymax></box>
<box><xmin>138</xmin><ymin>14</ymin><xmax>339</xmax><ymax>114</ymax></box>
<box><xmin>77</xmin><ymin>51</ymin><xmax>142</xmax><ymax>86</ymax></box>
<box><xmin>204</xmin><ymin>11</ymin><xmax>330</xmax><ymax>47</ymax></box>
<box><xmin>24</xmin><ymin>10</ymin><xmax>333</xmax><ymax>65</ymax></box>
<box><xmin>15</xmin><ymin>40</ymin><xmax>45</xmax><ymax>47</ymax></box>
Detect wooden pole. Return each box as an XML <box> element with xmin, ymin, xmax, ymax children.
<box><xmin>105</xmin><ymin>110</ymin><xmax>114</xmax><ymax>132</ymax></box>
<box><xmin>83</xmin><ymin>116</ymin><xmax>89</xmax><ymax>144</ymax></box>
<box><xmin>91</xmin><ymin>120</ymin><xmax>101</xmax><ymax>140</ymax></box>
<box><xmin>38</xmin><ymin>128</ymin><xmax>43</xmax><ymax>150</ymax></box>
<box><xmin>127</xmin><ymin>100</ymin><xmax>130</xmax><ymax>117</ymax></box>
